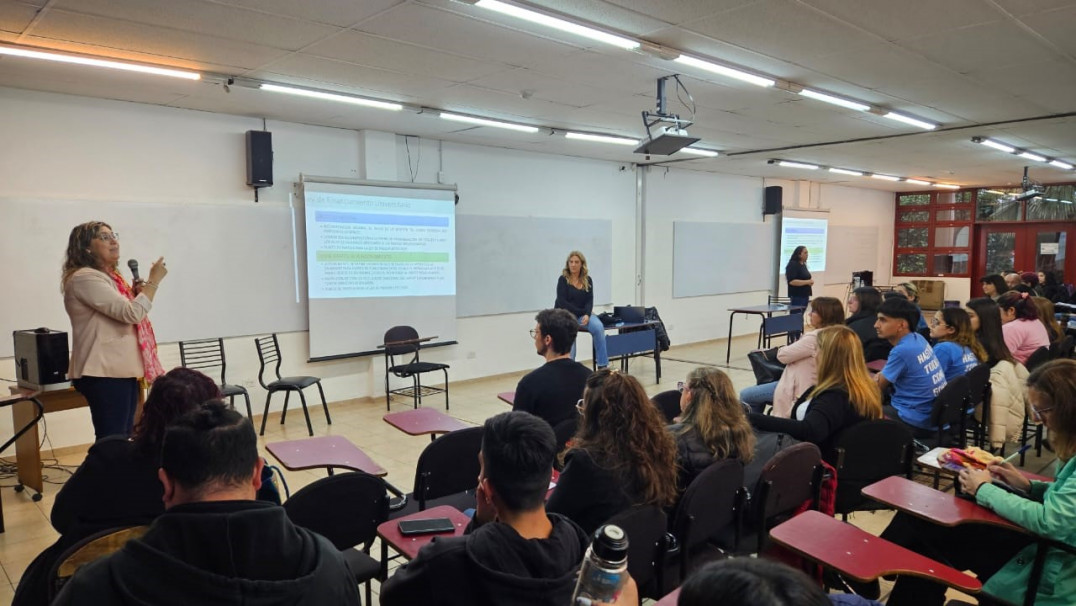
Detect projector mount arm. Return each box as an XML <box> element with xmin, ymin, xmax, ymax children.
<box><xmin>641</xmin><ymin>75</ymin><xmax>694</xmax><ymax>139</ymax></box>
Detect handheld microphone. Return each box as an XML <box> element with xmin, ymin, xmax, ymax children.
<box><xmin>127</xmin><ymin>259</ymin><xmax>140</xmax><ymax>282</ymax></box>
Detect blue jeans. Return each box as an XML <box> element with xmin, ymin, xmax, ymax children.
<box><xmin>73</xmin><ymin>376</ymin><xmax>139</xmax><ymax>441</ymax></box>
<box><xmin>570</xmin><ymin>314</ymin><xmax>609</xmax><ymax>368</ymax></box>
<box><xmin>740</xmin><ymin>381</ymin><xmax>778</xmax><ymax>414</ymax></box>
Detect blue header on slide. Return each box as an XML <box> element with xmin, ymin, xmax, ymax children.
<box><xmin>315</xmin><ymin>211</ymin><xmax>450</xmax><ymax>227</ymax></box>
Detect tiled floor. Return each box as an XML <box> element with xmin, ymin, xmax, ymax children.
<box><xmin>0</xmin><ymin>334</ymin><xmax>1058</xmax><ymax>605</ymax></box>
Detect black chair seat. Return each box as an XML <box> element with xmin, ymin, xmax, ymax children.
<box><xmin>341</xmin><ymin>548</ymin><xmax>381</xmax><ymax>581</ymax></box>
<box><xmin>269</xmin><ymin>376</ymin><xmax>321</xmax><ymax>390</ymax></box>
<box><xmin>389</xmin><ymin>361</ymin><xmax>449</xmax><ymax>376</ymax></box>
<box><xmin>220</xmin><ymin>383</ymin><xmax>246</xmax><ymax>397</ymax></box>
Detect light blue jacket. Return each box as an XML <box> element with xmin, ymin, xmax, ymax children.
<box><xmin>976</xmin><ymin>456</ymin><xmax>1076</xmax><ymax>606</ymax></box>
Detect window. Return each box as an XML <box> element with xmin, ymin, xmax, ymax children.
<box><xmin>893</xmin><ymin>191</ymin><xmax>973</xmax><ymax>277</ymax></box>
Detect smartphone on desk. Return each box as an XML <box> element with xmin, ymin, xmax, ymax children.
<box><xmin>398</xmin><ymin>517</ymin><xmax>456</xmax><ymax>536</ymax></box>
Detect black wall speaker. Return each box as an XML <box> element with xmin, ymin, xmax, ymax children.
<box><xmin>246</xmin><ymin>130</ymin><xmax>273</xmax><ymax>187</ymax></box>
<box><xmin>763</xmin><ymin>185</ymin><xmax>783</xmax><ymax>215</ymax></box>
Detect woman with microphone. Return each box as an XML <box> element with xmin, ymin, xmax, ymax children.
<box><xmin>62</xmin><ymin>221</ymin><xmax>168</xmax><ymax>441</ymax></box>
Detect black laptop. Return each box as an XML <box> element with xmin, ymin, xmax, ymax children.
<box><xmin>613</xmin><ymin>305</ymin><xmax>646</xmax><ymax>324</ymax></box>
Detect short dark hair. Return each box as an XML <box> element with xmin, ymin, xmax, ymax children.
<box><xmin>678</xmin><ymin>559</ymin><xmax>829</xmax><ymax>606</ymax></box>
<box><xmin>481</xmin><ymin>411</ymin><xmax>556</xmax><ymax>512</ymax></box>
<box><xmin>160</xmin><ymin>400</ymin><xmax>258</xmax><ymax>494</ymax></box>
<box><xmin>851</xmin><ymin>287</ymin><xmax>882</xmax><ymax>315</ymax></box>
<box><xmin>535</xmin><ymin>308</ymin><xmax>579</xmax><ymax>355</ymax></box>
<box><xmin>878</xmin><ymin>297</ymin><xmax>920</xmax><ymax>331</ymax></box>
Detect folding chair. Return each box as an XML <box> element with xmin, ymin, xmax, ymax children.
<box><xmin>743</xmin><ymin>442</ymin><xmax>823</xmax><ymax>555</ymax></box>
<box><xmin>383</xmin><ymin>326</ymin><xmax>450</xmax><ymax>411</ymax></box>
<box><xmin>48</xmin><ymin>525</ymin><xmax>149</xmax><ymax>601</ymax></box>
<box><xmin>829</xmin><ymin>420</ymin><xmax>914</xmax><ymax>520</ymax></box>
<box><xmin>389</xmin><ymin>427</ymin><xmax>483</xmax><ymax>519</ymax></box>
<box><xmin>179</xmin><ymin>337</ymin><xmax>252</xmax><ymax>421</ymax></box>
<box><xmin>667</xmin><ymin>459</ymin><xmax>744</xmax><ymax>587</ymax></box>
<box><xmin>606</xmin><ymin>505</ymin><xmax>669</xmax><ymax>600</ymax></box>
<box><xmin>254</xmin><ymin>334</ymin><xmax>330</xmax><ymax>437</ymax></box>
<box><xmin>650</xmin><ymin>390</ymin><xmax>681</xmax><ymax>424</ymax></box>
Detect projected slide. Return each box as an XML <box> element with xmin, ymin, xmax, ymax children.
<box><xmin>306</xmin><ymin>191</ymin><xmax>455</xmax><ymax>299</ymax></box>
<box><xmin>780</xmin><ymin>217</ymin><xmax>828</xmax><ymax>271</ymax></box>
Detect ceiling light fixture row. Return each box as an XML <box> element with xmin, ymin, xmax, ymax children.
<box><xmin>458</xmin><ymin>0</ymin><xmax>938</xmax><ymax>131</ymax></box>
<box><xmin>971</xmin><ymin>137</ymin><xmax>1074</xmax><ymax>170</ymax></box>
<box><xmin>768</xmin><ymin>159</ymin><xmax>960</xmax><ymax>189</ymax></box>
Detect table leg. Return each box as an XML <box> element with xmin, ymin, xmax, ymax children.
<box><xmin>726</xmin><ymin>311</ymin><xmax>737</xmax><ymax>364</ymax></box>
<box><xmin>654</xmin><ymin>331</ymin><xmax>661</xmax><ymax>383</ymax></box>
<box><xmin>13</xmin><ymin>399</ymin><xmax>43</xmax><ymax>495</ymax></box>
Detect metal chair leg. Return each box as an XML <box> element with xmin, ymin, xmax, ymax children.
<box><xmin>280</xmin><ymin>391</ymin><xmax>291</xmax><ymax>425</ymax></box>
<box><xmin>259</xmin><ymin>393</ymin><xmax>273</xmax><ymax>436</ymax></box>
<box><xmin>241</xmin><ymin>391</ymin><xmax>253</xmax><ymax>422</ymax></box>
<box><xmin>443</xmin><ymin>368</ymin><xmax>450</xmax><ymax>411</ymax></box>
<box><xmin>297</xmin><ymin>390</ymin><xmax>313</xmax><ymax>437</ymax></box>
<box><xmin>316</xmin><ymin>381</ymin><xmax>331</xmax><ymax>425</ymax></box>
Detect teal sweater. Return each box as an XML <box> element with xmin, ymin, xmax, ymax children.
<box><xmin>976</xmin><ymin>456</ymin><xmax>1076</xmax><ymax>606</ymax></box>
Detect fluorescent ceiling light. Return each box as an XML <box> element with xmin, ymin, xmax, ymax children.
<box><xmin>871</xmin><ymin>174</ymin><xmax>900</xmax><ymax>181</ymax></box>
<box><xmin>977</xmin><ymin>138</ymin><xmax>1015</xmax><ymax>153</ymax></box>
<box><xmin>679</xmin><ymin>147</ymin><xmax>719</xmax><ymax>157</ymax></box>
<box><xmin>985</xmin><ymin>190</ymin><xmax>1007</xmax><ymax>195</ymax></box>
<box><xmin>440</xmin><ymin>112</ymin><xmax>539</xmax><ymax>133</ymax></box>
<box><xmin>1050</xmin><ymin>160</ymin><xmax>1074</xmax><ymax>169</ymax></box>
<box><xmin>565</xmin><ymin>132</ymin><xmax>638</xmax><ymax>146</ymax></box>
<box><xmin>777</xmin><ymin>161</ymin><xmax>818</xmax><ymax>170</ymax></box>
<box><xmin>1019</xmin><ymin>152</ymin><xmax>1046</xmax><ymax>162</ymax></box>
<box><xmin>259</xmin><ymin>84</ymin><xmax>403</xmax><ymax>111</ymax></box>
<box><xmin>905</xmin><ymin>179</ymin><xmax>931</xmax><ymax>186</ymax></box>
<box><xmin>798</xmin><ymin>88</ymin><xmax>870</xmax><ymax>112</ymax></box>
<box><xmin>0</xmin><ymin>44</ymin><xmax>200</xmax><ymax>80</ymax></box>
<box><xmin>829</xmin><ymin>168</ymin><xmax>863</xmax><ymax>176</ymax></box>
<box><xmin>674</xmin><ymin>55</ymin><xmax>775</xmax><ymax>87</ymax></box>
<box><xmin>883</xmin><ymin>112</ymin><xmax>937</xmax><ymax>130</ymax></box>
<box><xmin>934</xmin><ymin>183</ymin><xmax>960</xmax><ymax>189</ymax></box>
<box><xmin>474</xmin><ymin>0</ymin><xmax>639</xmax><ymax>50</ymax></box>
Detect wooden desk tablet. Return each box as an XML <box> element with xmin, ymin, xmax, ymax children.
<box><xmin>769</xmin><ymin>510</ymin><xmax>982</xmax><ymax>593</ymax></box>
<box><xmin>725</xmin><ymin>304</ymin><xmax>805</xmax><ymax>363</ymax></box>
<box><xmin>377</xmin><ymin>504</ymin><xmax>471</xmax><ymax>561</ymax></box>
<box><xmin>497</xmin><ymin>391</ymin><xmax>515</xmax><ymax>405</ymax></box>
<box><xmin>862</xmin><ymin>476</ymin><xmax>1023</xmax><ymax>532</ymax></box>
<box><xmin>265</xmin><ymin>435</ymin><xmax>386</xmax><ymax>477</ymax></box>
<box><xmin>917</xmin><ymin>447</ymin><xmax>1052</xmax><ymax>483</ymax></box>
<box><xmin>383</xmin><ymin>408</ymin><xmax>469</xmax><ymax>441</ymax></box>
<box><xmin>653</xmin><ymin>588</ymin><xmax>680</xmax><ymax>605</ymax></box>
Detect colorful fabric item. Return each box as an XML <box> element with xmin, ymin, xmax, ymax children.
<box><xmin>108</xmin><ymin>270</ymin><xmax>164</xmax><ymax>382</ymax></box>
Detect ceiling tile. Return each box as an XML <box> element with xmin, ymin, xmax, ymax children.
<box><xmin>260</xmin><ymin>55</ymin><xmax>456</xmax><ymax>101</ymax></box>
<box><xmin>464</xmin><ymin>67</ymin><xmax>623</xmax><ymax>108</ymax></box>
<box><xmin>801</xmin><ymin>0</ymin><xmax>1001</xmax><ymax>42</ymax></box>
<box><xmin>900</xmin><ymin>20</ymin><xmax>1064</xmax><ymax>73</ymax></box>
<box><xmin>0</xmin><ymin>2</ymin><xmax>40</xmax><ymax>35</ymax></box>
<box><xmin>1016</xmin><ymin>5</ymin><xmax>1076</xmax><ymax>57</ymax></box>
<box><xmin>990</xmin><ymin>0</ymin><xmax>1076</xmax><ymax>17</ymax></box>
<box><xmin>603</xmin><ymin>0</ymin><xmax>764</xmax><ymax>26</ymax></box>
<box><xmin>303</xmin><ymin>30</ymin><xmax>506</xmax><ymax>83</ymax></box>
<box><xmin>511</xmin><ymin>0</ymin><xmax>669</xmax><ymax>36</ymax></box>
<box><xmin>968</xmin><ymin>59</ymin><xmax>1076</xmax><ymax>114</ymax></box>
<box><xmin>214</xmin><ymin>0</ymin><xmax>404</xmax><ymax>27</ymax></box>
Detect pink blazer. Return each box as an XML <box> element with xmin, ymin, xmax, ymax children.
<box><xmin>772</xmin><ymin>331</ymin><xmax>819</xmax><ymax>418</ymax></box>
<box><xmin>64</xmin><ymin>268</ymin><xmax>151</xmax><ymax>379</ymax></box>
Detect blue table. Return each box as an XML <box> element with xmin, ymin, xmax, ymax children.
<box><xmin>725</xmin><ymin>304</ymin><xmax>805</xmax><ymax>363</ymax></box>
<box><xmin>592</xmin><ymin>321</ymin><xmax>661</xmax><ymax>383</ymax></box>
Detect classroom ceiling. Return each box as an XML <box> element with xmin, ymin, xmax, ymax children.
<box><xmin>2</xmin><ymin>0</ymin><xmax>1075</xmax><ymax>192</ymax></box>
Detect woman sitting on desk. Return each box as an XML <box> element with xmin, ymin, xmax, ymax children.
<box><xmin>62</xmin><ymin>220</ymin><xmax>168</xmax><ymax>440</ymax></box>
<box><xmin>880</xmin><ymin>359</ymin><xmax>1076</xmax><ymax>606</ymax></box>
<box><xmin>555</xmin><ymin>250</ymin><xmax>609</xmax><ymax>369</ymax></box>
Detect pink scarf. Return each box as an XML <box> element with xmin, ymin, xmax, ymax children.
<box><xmin>109</xmin><ymin>270</ymin><xmax>165</xmax><ymax>383</ymax></box>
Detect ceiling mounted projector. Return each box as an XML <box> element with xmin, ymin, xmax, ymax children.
<box><xmin>634</xmin><ymin>75</ymin><xmax>700</xmax><ymax>156</ymax></box>
<box><xmin>1011</xmin><ymin>166</ymin><xmax>1045</xmax><ymax>202</ymax></box>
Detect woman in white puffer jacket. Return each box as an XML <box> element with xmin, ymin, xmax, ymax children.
<box><xmin>967</xmin><ymin>298</ymin><xmax>1030</xmax><ymax>448</ymax></box>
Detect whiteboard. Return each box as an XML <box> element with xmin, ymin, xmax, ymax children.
<box><xmin>0</xmin><ymin>197</ymin><xmax>306</xmax><ymax>357</ymax></box>
<box><xmin>673</xmin><ymin>221</ymin><xmax>774</xmax><ymax>297</ymax></box>
<box><xmin>456</xmin><ymin>215</ymin><xmax>612</xmax><ymax>317</ymax></box>
<box><xmin>825</xmin><ymin>225</ymin><xmax>879</xmax><ymax>285</ymax></box>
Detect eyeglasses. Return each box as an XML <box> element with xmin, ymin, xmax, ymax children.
<box><xmin>677</xmin><ymin>381</ymin><xmax>685</xmax><ymax>393</ymax></box>
<box><xmin>930</xmin><ymin>318</ymin><xmax>946</xmax><ymax>327</ymax></box>
<box><xmin>1031</xmin><ymin>405</ymin><xmax>1054</xmax><ymax>419</ymax></box>
<box><xmin>529</xmin><ymin>329</ymin><xmax>538</xmax><ymax>338</ymax></box>
<box><xmin>576</xmin><ymin>399</ymin><xmax>585</xmax><ymax>415</ymax></box>
<box><xmin>95</xmin><ymin>232</ymin><xmax>119</xmax><ymax>242</ymax></box>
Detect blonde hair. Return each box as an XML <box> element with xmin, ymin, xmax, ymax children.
<box><xmin>897</xmin><ymin>282</ymin><xmax>920</xmax><ymax>302</ymax></box>
<box><xmin>810</xmin><ymin>326</ymin><xmax>882</xmax><ymax>420</ymax></box>
<box><xmin>678</xmin><ymin>367</ymin><xmax>756</xmax><ymax>463</ymax></box>
<box><xmin>561</xmin><ymin>250</ymin><xmax>590</xmax><ymax>291</ymax></box>
<box><xmin>62</xmin><ymin>221</ymin><xmax>114</xmax><ymax>292</ymax></box>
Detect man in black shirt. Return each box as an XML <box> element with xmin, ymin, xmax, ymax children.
<box><xmin>513</xmin><ymin>308</ymin><xmax>592</xmax><ymax>429</ymax></box>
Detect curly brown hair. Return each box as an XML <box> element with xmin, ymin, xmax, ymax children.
<box><xmin>62</xmin><ymin>221</ymin><xmax>113</xmax><ymax>291</ymax></box>
<box><xmin>572</xmin><ymin>369</ymin><xmax>678</xmax><ymax>508</ymax></box>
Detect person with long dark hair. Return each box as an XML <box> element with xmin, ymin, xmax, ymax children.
<box><xmin>997</xmin><ymin>291</ymin><xmax>1050</xmax><ymax>365</ymax></box>
<box><xmin>929</xmin><ymin>307</ymin><xmax>984</xmax><ymax>380</ymax></box>
<box><xmin>880</xmin><ymin>360</ymin><xmax>1076</xmax><ymax>606</ymax></box>
<box><xmin>547</xmin><ymin>369</ymin><xmax>678</xmax><ymax>535</ymax></box>
<box><xmin>965</xmin><ymin>298</ymin><xmax>1028</xmax><ymax>450</ymax></box>
<box><xmin>979</xmin><ymin>274</ymin><xmax>1009</xmax><ymax>301</ymax></box>
<box><xmin>845</xmin><ymin>287</ymin><xmax>891</xmax><ymax>362</ymax></box>
<box><xmin>671</xmin><ymin>367</ymin><xmax>756</xmax><ymax>490</ymax></box>
<box><xmin>1041</xmin><ymin>270</ymin><xmax>1070</xmax><ymax>304</ymax></box>
<box><xmin>554</xmin><ymin>250</ymin><xmax>608</xmax><ymax>368</ymax></box>
<box><xmin>62</xmin><ymin>221</ymin><xmax>168</xmax><ymax>440</ymax></box>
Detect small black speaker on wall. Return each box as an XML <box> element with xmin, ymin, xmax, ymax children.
<box><xmin>763</xmin><ymin>185</ymin><xmax>783</xmax><ymax>215</ymax></box>
<box><xmin>246</xmin><ymin>130</ymin><xmax>273</xmax><ymax>188</ymax></box>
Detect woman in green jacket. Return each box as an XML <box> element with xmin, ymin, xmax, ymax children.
<box><xmin>881</xmin><ymin>358</ymin><xmax>1076</xmax><ymax>606</ymax></box>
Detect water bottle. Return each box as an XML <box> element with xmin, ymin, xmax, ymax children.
<box><xmin>571</xmin><ymin>524</ymin><xmax>629</xmax><ymax>605</ymax></box>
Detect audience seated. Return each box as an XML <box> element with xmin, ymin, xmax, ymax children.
<box><xmin>929</xmin><ymin>308</ymin><xmax>983</xmax><ymax>380</ymax></box>
<box><xmin>892</xmin><ymin>282</ymin><xmax>929</xmax><ymax>333</ymax></box>
<box><xmin>966</xmin><ymin>298</ymin><xmax>1029</xmax><ymax>449</ymax></box>
<box><xmin>750</xmin><ymin>325</ymin><xmax>883</xmax><ymax>456</ymax></box>
<box><xmin>741</xmin><ymin>297</ymin><xmax>845</xmax><ymax>417</ymax></box>
<box><xmin>874</xmin><ymin>298</ymin><xmax>946</xmax><ymax>434</ymax></box>
<box><xmin>880</xmin><ymin>359</ymin><xmax>1076</xmax><ymax>606</ymax></box>
<box><xmin>53</xmin><ymin>401</ymin><xmax>360</xmax><ymax>605</ymax></box>
<box><xmin>669</xmin><ymin>367</ymin><xmax>755</xmax><ymax>491</ymax></box>
<box><xmin>677</xmin><ymin>558</ymin><xmax>882</xmax><ymax>606</ymax></box>
<box><xmin>980</xmin><ymin>273</ymin><xmax>1009</xmax><ymax>301</ymax></box>
<box><xmin>1020</xmin><ymin>271</ymin><xmax>1045</xmax><ymax>297</ymax></box>
<box><xmin>513</xmin><ymin>308</ymin><xmax>592</xmax><ymax>429</ymax></box>
<box><xmin>997</xmin><ymin>291</ymin><xmax>1051</xmax><ymax>366</ymax></box>
<box><xmin>1030</xmin><ymin>296</ymin><xmax>1064</xmax><ymax>345</ymax></box>
<box><xmin>1004</xmin><ymin>271</ymin><xmax>1022</xmax><ymax>291</ymax></box>
<box><xmin>845</xmin><ymin>287</ymin><xmax>891</xmax><ymax>362</ymax></box>
<box><xmin>547</xmin><ymin>369</ymin><xmax>678</xmax><ymax>535</ymax></box>
<box><xmin>1041</xmin><ymin>270</ymin><xmax>1069</xmax><ymax>304</ymax></box>
<box><xmin>380</xmin><ymin>411</ymin><xmax>588</xmax><ymax>606</ymax></box>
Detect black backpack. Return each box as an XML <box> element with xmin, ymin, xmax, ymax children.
<box><xmin>643</xmin><ymin>306</ymin><xmax>671</xmax><ymax>351</ymax></box>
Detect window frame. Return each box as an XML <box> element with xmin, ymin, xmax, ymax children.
<box><xmin>893</xmin><ymin>190</ymin><xmax>974</xmax><ymax>277</ymax></box>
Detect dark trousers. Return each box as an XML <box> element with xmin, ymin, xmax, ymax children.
<box><xmin>789</xmin><ymin>295</ymin><xmax>809</xmax><ymax>339</ymax></box>
<box><xmin>881</xmin><ymin>512</ymin><xmax>1033</xmax><ymax>606</ymax></box>
<box><xmin>73</xmin><ymin>376</ymin><xmax>139</xmax><ymax>441</ymax></box>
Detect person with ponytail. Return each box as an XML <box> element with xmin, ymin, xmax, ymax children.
<box><xmin>547</xmin><ymin>369</ymin><xmax>678</xmax><ymax>535</ymax></box>
<box><xmin>670</xmin><ymin>367</ymin><xmax>756</xmax><ymax>491</ymax></box>
<box><xmin>929</xmin><ymin>307</ymin><xmax>984</xmax><ymax>380</ymax></box>
<box><xmin>62</xmin><ymin>221</ymin><xmax>168</xmax><ymax>441</ymax></box>
<box><xmin>997</xmin><ymin>291</ymin><xmax>1050</xmax><ymax>365</ymax></box>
